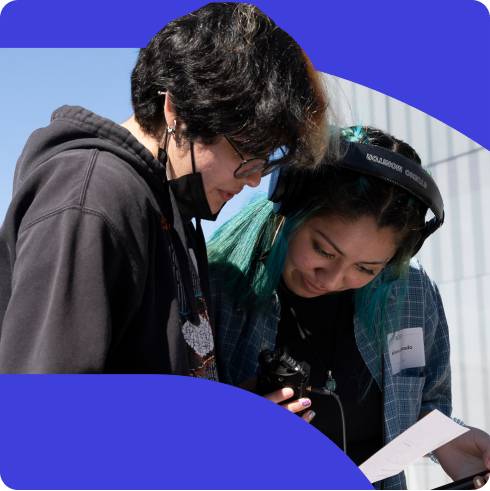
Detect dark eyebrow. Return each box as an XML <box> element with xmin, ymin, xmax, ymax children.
<box><xmin>314</xmin><ymin>228</ymin><xmax>345</xmax><ymax>256</ymax></box>
<box><xmin>313</xmin><ymin>229</ymin><xmax>390</xmax><ymax>265</ymax></box>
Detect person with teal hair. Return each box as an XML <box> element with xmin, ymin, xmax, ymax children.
<box><xmin>208</xmin><ymin>126</ymin><xmax>490</xmax><ymax>489</ymax></box>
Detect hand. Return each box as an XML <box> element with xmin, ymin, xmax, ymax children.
<box><xmin>265</xmin><ymin>387</ymin><xmax>315</xmax><ymax>423</ymax></box>
<box><xmin>434</xmin><ymin>426</ymin><xmax>490</xmax><ymax>486</ymax></box>
<box><xmin>473</xmin><ymin>473</ymin><xmax>489</xmax><ymax>489</ymax></box>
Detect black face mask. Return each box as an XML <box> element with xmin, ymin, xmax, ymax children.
<box><xmin>158</xmin><ymin>143</ymin><xmax>221</xmax><ymax>222</ymax></box>
<box><xmin>169</xmin><ymin>171</ymin><xmax>219</xmax><ymax>222</ymax></box>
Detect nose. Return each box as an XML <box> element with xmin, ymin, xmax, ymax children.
<box><xmin>242</xmin><ymin>170</ymin><xmax>262</xmax><ymax>188</ymax></box>
<box><xmin>315</xmin><ymin>262</ymin><xmax>345</xmax><ymax>293</ymax></box>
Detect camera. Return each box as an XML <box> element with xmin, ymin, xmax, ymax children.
<box><xmin>257</xmin><ymin>349</ymin><xmax>347</xmax><ymax>453</ymax></box>
<box><xmin>257</xmin><ymin>349</ymin><xmax>311</xmax><ymax>398</ymax></box>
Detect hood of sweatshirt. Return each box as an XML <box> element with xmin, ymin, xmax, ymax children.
<box><xmin>13</xmin><ymin>105</ymin><xmax>168</xmax><ymax>199</ymax></box>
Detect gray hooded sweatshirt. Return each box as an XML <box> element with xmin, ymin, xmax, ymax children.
<box><xmin>0</xmin><ymin>106</ymin><xmax>213</xmax><ymax>374</ymax></box>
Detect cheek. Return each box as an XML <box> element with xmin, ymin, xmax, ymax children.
<box><xmin>346</xmin><ymin>278</ymin><xmax>369</xmax><ymax>290</ymax></box>
<box><xmin>193</xmin><ymin>146</ymin><xmax>222</xmax><ymax>179</ymax></box>
<box><xmin>198</xmin><ymin>161</ymin><xmax>229</xmax><ymax>203</ymax></box>
<box><xmin>344</xmin><ymin>272</ymin><xmax>379</xmax><ymax>290</ymax></box>
<box><xmin>197</xmin><ymin>158</ymin><xmax>217</xmax><ymax>185</ymax></box>
<box><xmin>295</xmin><ymin>254</ymin><xmax>317</xmax><ymax>273</ymax></box>
<box><xmin>202</xmin><ymin>161</ymin><xmax>235</xmax><ymax>194</ymax></box>
<box><xmin>285</xmin><ymin>241</ymin><xmax>313</xmax><ymax>272</ymax></box>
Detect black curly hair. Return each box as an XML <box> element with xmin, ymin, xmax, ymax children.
<box><xmin>131</xmin><ymin>2</ymin><xmax>327</xmax><ymax>167</ymax></box>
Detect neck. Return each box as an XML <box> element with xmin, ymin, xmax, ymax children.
<box><xmin>121</xmin><ymin>115</ymin><xmax>160</xmax><ymax>159</ymax></box>
<box><xmin>121</xmin><ymin>116</ymin><xmax>192</xmax><ymax>181</ymax></box>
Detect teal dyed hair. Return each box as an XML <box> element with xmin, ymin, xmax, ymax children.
<box><xmin>209</xmin><ymin>126</ymin><xmax>428</xmax><ymax>369</ymax></box>
<box><xmin>343</xmin><ymin>126</ymin><xmax>416</xmax><ymax>358</ymax></box>
<box><xmin>208</xmin><ymin>197</ymin><xmax>309</xmax><ymax>311</ymax></box>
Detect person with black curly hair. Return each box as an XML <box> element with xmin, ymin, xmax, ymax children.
<box><xmin>0</xmin><ymin>3</ymin><xmax>328</xmax><ymax>375</ymax></box>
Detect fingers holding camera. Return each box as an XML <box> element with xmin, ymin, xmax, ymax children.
<box><xmin>264</xmin><ymin>386</ymin><xmax>295</xmax><ymax>404</ymax></box>
<box><xmin>284</xmin><ymin>399</ymin><xmax>315</xmax><ymax>423</ymax></box>
<box><xmin>302</xmin><ymin>409</ymin><xmax>316</xmax><ymax>423</ymax></box>
<box><xmin>283</xmin><ymin>396</ymin><xmax>312</xmax><ymax>414</ymax></box>
<box><xmin>264</xmin><ymin>387</ymin><xmax>312</xmax><ymax>411</ymax></box>
<box><xmin>264</xmin><ymin>387</ymin><xmax>314</xmax><ymax>421</ymax></box>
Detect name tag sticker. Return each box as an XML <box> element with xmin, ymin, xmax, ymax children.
<box><xmin>387</xmin><ymin>327</ymin><xmax>426</xmax><ymax>375</ymax></box>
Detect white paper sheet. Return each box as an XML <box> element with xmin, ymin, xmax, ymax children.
<box><xmin>359</xmin><ymin>409</ymin><xmax>469</xmax><ymax>483</ymax></box>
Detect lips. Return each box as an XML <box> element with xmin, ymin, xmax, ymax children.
<box><xmin>218</xmin><ymin>190</ymin><xmax>233</xmax><ymax>201</ymax></box>
<box><xmin>302</xmin><ymin>274</ymin><xmax>328</xmax><ymax>295</ymax></box>
<box><xmin>219</xmin><ymin>189</ymin><xmax>241</xmax><ymax>202</ymax></box>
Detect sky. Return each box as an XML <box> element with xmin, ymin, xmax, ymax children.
<box><xmin>0</xmin><ymin>48</ymin><xmax>269</xmax><ymax>239</ymax></box>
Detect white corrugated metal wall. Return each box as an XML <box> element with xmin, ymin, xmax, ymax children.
<box><xmin>323</xmin><ymin>73</ymin><xmax>490</xmax><ymax>489</ymax></box>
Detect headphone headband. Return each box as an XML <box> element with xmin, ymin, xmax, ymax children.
<box><xmin>268</xmin><ymin>140</ymin><xmax>445</xmax><ymax>256</ymax></box>
<box><xmin>339</xmin><ymin>142</ymin><xmax>444</xmax><ymax>222</ymax></box>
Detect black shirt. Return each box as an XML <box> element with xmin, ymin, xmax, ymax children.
<box><xmin>277</xmin><ymin>283</ymin><xmax>383</xmax><ymax>465</ymax></box>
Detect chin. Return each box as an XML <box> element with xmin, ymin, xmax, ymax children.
<box><xmin>210</xmin><ymin>201</ymin><xmax>225</xmax><ymax>215</ymax></box>
<box><xmin>286</xmin><ymin>281</ymin><xmax>317</xmax><ymax>299</ymax></box>
<box><xmin>301</xmin><ymin>288</ymin><xmax>330</xmax><ymax>298</ymax></box>
<box><xmin>298</xmin><ymin>290</ymin><xmax>320</xmax><ymax>299</ymax></box>
<box><xmin>205</xmin><ymin>195</ymin><xmax>222</xmax><ymax>215</ymax></box>
<box><xmin>291</xmin><ymin>275</ymin><xmax>338</xmax><ymax>298</ymax></box>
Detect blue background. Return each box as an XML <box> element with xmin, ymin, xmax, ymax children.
<box><xmin>0</xmin><ymin>376</ymin><xmax>372</xmax><ymax>489</ymax></box>
<box><xmin>0</xmin><ymin>0</ymin><xmax>488</xmax><ymax>488</ymax></box>
<box><xmin>0</xmin><ymin>0</ymin><xmax>488</xmax><ymax>149</ymax></box>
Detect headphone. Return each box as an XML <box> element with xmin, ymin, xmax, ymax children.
<box><xmin>268</xmin><ymin>141</ymin><xmax>445</xmax><ymax>256</ymax></box>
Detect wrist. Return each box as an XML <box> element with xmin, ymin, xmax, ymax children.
<box><xmin>430</xmin><ymin>416</ymin><xmax>467</xmax><ymax>463</ymax></box>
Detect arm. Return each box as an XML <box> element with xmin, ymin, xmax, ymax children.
<box><xmin>420</xmin><ymin>275</ymin><xmax>451</xmax><ymax>418</ymax></box>
<box><xmin>0</xmin><ymin>207</ymin><xmax>137</xmax><ymax>373</ymax></box>
<box><xmin>420</xmin><ymin>273</ymin><xmax>490</xmax><ymax>483</ymax></box>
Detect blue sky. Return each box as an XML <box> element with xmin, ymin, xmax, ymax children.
<box><xmin>0</xmin><ymin>49</ymin><xmax>269</xmax><ymax>238</ymax></box>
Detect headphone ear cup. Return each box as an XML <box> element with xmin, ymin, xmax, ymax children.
<box><xmin>272</xmin><ymin>200</ymin><xmax>282</xmax><ymax>214</ymax></box>
<box><xmin>268</xmin><ymin>166</ymin><xmax>305</xmax><ymax>216</ymax></box>
<box><xmin>268</xmin><ymin>167</ymin><xmax>287</xmax><ymax>214</ymax></box>
<box><xmin>268</xmin><ymin>168</ymin><xmax>281</xmax><ymax>201</ymax></box>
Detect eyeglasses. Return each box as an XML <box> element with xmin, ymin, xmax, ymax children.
<box><xmin>225</xmin><ymin>136</ymin><xmax>282</xmax><ymax>179</ymax></box>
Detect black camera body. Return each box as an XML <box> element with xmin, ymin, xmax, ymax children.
<box><xmin>257</xmin><ymin>349</ymin><xmax>311</xmax><ymax>399</ymax></box>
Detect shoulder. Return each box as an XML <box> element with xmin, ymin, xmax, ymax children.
<box><xmin>387</xmin><ymin>260</ymin><xmax>440</xmax><ymax>301</ymax></box>
<box><xmin>80</xmin><ymin>149</ymin><xmax>166</xmax><ymax>269</ymax></box>
<box><xmin>12</xmin><ymin>148</ymin><xmax>164</xmax><ymax>269</ymax></box>
<box><xmin>88</xmin><ymin>150</ymin><xmax>158</xmax><ymax>202</ymax></box>
<box><xmin>406</xmin><ymin>260</ymin><xmax>442</xmax><ymax>304</ymax></box>
<box><xmin>371</xmin><ymin>260</ymin><xmax>444</xmax><ymax>332</ymax></box>
<box><xmin>15</xmin><ymin>147</ymin><xmax>159</xmax><ymax>223</ymax></box>
<box><xmin>387</xmin><ymin>261</ymin><xmax>446</xmax><ymax>337</ymax></box>
<box><xmin>83</xmin><ymin>150</ymin><xmax>162</xmax><ymax>231</ymax></box>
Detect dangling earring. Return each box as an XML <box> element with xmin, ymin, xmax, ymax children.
<box><xmin>271</xmin><ymin>215</ymin><xmax>286</xmax><ymax>249</ymax></box>
<box><xmin>259</xmin><ymin>215</ymin><xmax>286</xmax><ymax>262</ymax></box>
<box><xmin>167</xmin><ymin>119</ymin><xmax>177</xmax><ymax>136</ymax></box>
<box><xmin>158</xmin><ymin>120</ymin><xmax>177</xmax><ymax>164</ymax></box>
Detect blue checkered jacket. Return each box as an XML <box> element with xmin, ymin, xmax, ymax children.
<box><xmin>210</xmin><ymin>261</ymin><xmax>452</xmax><ymax>489</ymax></box>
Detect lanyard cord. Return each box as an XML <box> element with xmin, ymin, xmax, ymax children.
<box><xmin>162</xmin><ymin>133</ymin><xmax>206</xmax><ymax>321</ymax></box>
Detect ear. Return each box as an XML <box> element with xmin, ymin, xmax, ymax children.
<box><xmin>163</xmin><ymin>92</ymin><xmax>178</xmax><ymax>128</ymax></box>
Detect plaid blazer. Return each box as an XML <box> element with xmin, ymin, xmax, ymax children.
<box><xmin>210</xmin><ymin>261</ymin><xmax>452</xmax><ymax>489</ymax></box>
